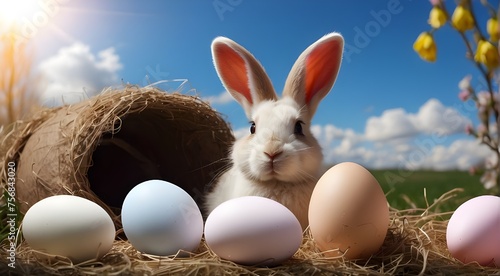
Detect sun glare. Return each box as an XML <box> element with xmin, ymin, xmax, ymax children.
<box><xmin>0</xmin><ymin>0</ymin><xmax>40</xmax><ymax>27</ymax></box>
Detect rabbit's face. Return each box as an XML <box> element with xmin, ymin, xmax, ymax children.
<box><xmin>211</xmin><ymin>33</ymin><xmax>343</xmax><ymax>184</ymax></box>
<box><xmin>232</xmin><ymin>97</ymin><xmax>322</xmax><ymax>183</ymax></box>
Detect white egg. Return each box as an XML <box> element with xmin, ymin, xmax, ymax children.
<box><xmin>204</xmin><ymin>196</ymin><xmax>303</xmax><ymax>266</ymax></box>
<box><xmin>121</xmin><ymin>179</ymin><xmax>203</xmax><ymax>256</ymax></box>
<box><xmin>22</xmin><ymin>195</ymin><xmax>116</xmax><ymax>263</ymax></box>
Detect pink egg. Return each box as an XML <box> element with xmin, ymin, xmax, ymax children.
<box><xmin>204</xmin><ymin>196</ymin><xmax>302</xmax><ymax>266</ymax></box>
<box><xmin>446</xmin><ymin>195</ymin><xmax>500</xmax><ymax>267</ymax></box>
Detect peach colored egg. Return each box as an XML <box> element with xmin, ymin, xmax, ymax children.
<box><xmin>308</xmin><ymin>162</ymin><xmax>389</xmax><ymax>259</ymax></box>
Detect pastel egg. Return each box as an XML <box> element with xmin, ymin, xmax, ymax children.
<box><xmin>308</xmin><ymin>162</ymin><xmax>389</xmax><ymax>259</ymax></box>
<box><xmin>446</xmin><ymin>195</ymin><xmax>500</xmax><ymax>267</ymax></box>
<box><xmin>204</xmin><ymin>196</ymin><xmax>303</xmax><ymax>266</ymax></box>
<box><xmin>121</xmin><ymin>179</ymin><xmax>204</xmax><ymax>256</ymax></box>
<box><xmin>22</xmin><ymin>195</ymin><xmax>115</xmax><ymax>263</ymax></box>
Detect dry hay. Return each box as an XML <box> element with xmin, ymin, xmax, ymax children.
<box><xmin>0</xmin><ymin>86</ymin><xmax>499</xmax><ymax>275</ymax></box>
<box><xmin>1</xmin><ymin>189</ymin><xmax>499</xmax><ymax>275</ymax></box>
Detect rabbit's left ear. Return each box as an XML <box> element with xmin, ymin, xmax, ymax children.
<box><xmin>283</xmin><ymin>33</ymin><xmax>344</xmax><ymax>118</ymax></box>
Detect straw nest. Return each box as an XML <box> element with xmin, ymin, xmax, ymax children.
<box><xmin>0</xmin><ymin>85</ymin><xmax>234</xmax><ymax>222</ymax></box>
<box><xmin>0</xmin><ymin>86</ymin><xmax>498</xmax><ymax>275</ymax></box>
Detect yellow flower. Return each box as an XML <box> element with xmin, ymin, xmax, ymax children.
<box><xmin>487</xmin><ymin>18</ymin><xmax>499</xmax><ymax>42</ymax></box>
<box><xmin>428</xmin><ymin>6</ymin><xmax>447</xmax><ymax>29</ymax></box>
<box><xmin>413</xmin><ymin>32</ymin><xmax>437</xmax><ymax>62</ymax></box>
<box><xmin>451</xmin><ymin>4</ymin><xmax>475</xmax><ymax>32</ymax></box>
<box><xmin>475</xmin><ymin>40</ymin><xmax>500</xmax><ymax>70</ymax></box>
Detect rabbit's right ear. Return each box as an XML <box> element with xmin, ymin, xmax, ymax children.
<box><xmin>211</xmin><ymin>37</ymin><xmax>277</xmax><ymax>117</ymax></box>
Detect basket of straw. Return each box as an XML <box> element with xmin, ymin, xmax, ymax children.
<box><xmin>1</xmin><ymin>85</ymin><xmax>233</xmax><ymax>221</ymax></box>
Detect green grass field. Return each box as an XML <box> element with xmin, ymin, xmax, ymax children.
<box><xmin>370</xmin><ymin>169</ymin><xmax>490</xmax><ymax>213</ymax></box>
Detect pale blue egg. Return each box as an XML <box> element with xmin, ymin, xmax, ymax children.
<box><xmin>121</xmin><ymin>179</ymin><xmax>203</xmax><ymax>256</ymax></box>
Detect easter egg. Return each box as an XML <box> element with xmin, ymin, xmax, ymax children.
<box><xmin>308</xmin><ymin>162</ymin><xmax>389</xmax><ymax>259</ymax></box>
<box><xmin>22</xmin><ymin>195</ymin><xmax>115</xmax><ymax>263</ymax></box>
<box><xmin>204</xmin><ymin>196</ymin><xmax>303</xmax><ymax>266</ymax></box>
<box><xmin>121</xmin><ymin>179</ymin><xmax>203</xmax><ymax>256</ymax></box>
<box><xmin>446</xmin><ymin>195</ymin><xmax>500</xmax><ymax>267</ymax></box>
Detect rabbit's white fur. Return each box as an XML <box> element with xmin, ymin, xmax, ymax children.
<box><xmin>206</xmin><ymin>33</ymin><xmax>344</xmax><ymax>229</ymax></box>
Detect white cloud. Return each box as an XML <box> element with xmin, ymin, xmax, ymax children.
<box><xmin>365</xmin><ymin>98</ymin><xmax>471</xmax><ymax>141</ymax></box>
<box><xmin>312</xmin><ymin>98</ymin><xmax>487</xmax><ymax>170</ymax></box>
<box><xmin>365</xmin><ymin>108</ymin><xmax>418</xmax><ymax>141</ymax></box>
<box><xmin>416</xmin><ymin>98</ymin><xmax>470</xmax><ymax>135</ymax></box>
<box><xmin>38</xmin><ymin>42</ymin><xmax>123</xmax><ymax>106</ymax></box>
<box><xmin>372</xmin><ymin>136</ymin><xmax>488</xmax><ymax>171</ymax></box>
<box><xmin>423</xmin><ymin>139</ymin><xmax>490</xmax><ymax>170</ymax></box>
<box><xmin>315</xmin><ymin>131</ymin><xmax>489</xmax><ymax>171</ymax></box>
<box><xmin>204</xmin><ymin>90</ymin><xmax>234</xmax><ymax>105</ymax></box>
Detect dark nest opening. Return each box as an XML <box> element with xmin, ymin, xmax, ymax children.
<box><xmin>87</xmin><ymin>103</ymin><xmax>229</xmax><ymax>213</ymax></box>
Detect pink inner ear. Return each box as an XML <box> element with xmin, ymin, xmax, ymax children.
<box><xmin>215</xmin><ymin>44</ymin><xmax>253</xmax><ymax>104</ymax></box>
<box><xmin>304</xmin><ymin>41</ymin><xmax>341</xmax><ymax>103</ymax></box>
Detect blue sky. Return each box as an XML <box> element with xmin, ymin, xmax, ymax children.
<box><xmin>5</xmin><ymin>0</ymin><xmax>500</xmax><ymax>169</ymax></box>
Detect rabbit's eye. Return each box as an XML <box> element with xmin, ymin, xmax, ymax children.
<box><xmin>294</xmin><ymin>121</ymin><xmax>304</xmax><ymax>136</ymax></box>
<box><xmin>250</xmin><ymin>121</ymin><xmax>256</xmax><ymax>134</ymax></box>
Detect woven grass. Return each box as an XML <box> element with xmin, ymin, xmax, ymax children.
<box><xmin>0</xmin><ymin>86</ymin><xmax>499</xmax><ymax>275</ymax></box>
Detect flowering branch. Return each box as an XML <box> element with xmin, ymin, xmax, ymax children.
<box><xmin>414</xmin><ymin>0</ymin><xmax>500</xmax><ymax>193</ymax></box>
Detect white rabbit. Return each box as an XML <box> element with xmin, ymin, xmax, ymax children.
<box><xmin>205</xmin><ymin>33</ymin><xmax>344</xmax><ymax>229</ymax></box>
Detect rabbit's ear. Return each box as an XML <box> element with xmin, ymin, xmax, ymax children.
<box><xmin>283</xmin><ymin>33</ymin><xmax>343</xmax><ymax>118</ymax></box>
<box><xmin>212</xmin><ymin>37</ymin><xmax>277</xmax><ymax>116</ymax></box>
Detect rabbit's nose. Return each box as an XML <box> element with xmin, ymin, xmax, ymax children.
<box><xmin>264</xmin><ymin>151</ymin><xmax>283</xmax><ymax>161</ymax></box>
